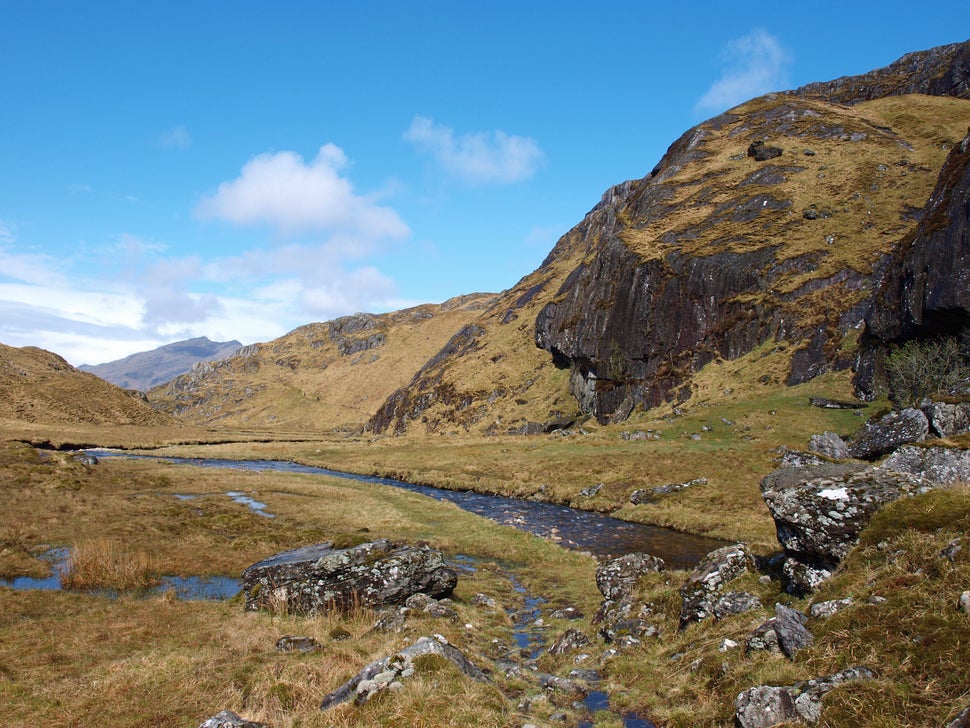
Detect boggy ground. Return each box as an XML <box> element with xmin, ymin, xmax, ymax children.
<box><xmin>1</xmin><ymin>436</ymin><xmax>969</xmax><ymax>727</ymax></box>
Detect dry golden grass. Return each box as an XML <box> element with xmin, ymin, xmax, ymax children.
<box><xmin>61</xmin><ymin>538</ymin><xmax>160</xmax><ymax>592</ymax></box>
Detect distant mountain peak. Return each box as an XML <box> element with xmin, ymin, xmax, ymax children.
<box><xmin>79</xmin><ymin>337</ymin><xmax>242</xmax><ymax>391</ymax></box>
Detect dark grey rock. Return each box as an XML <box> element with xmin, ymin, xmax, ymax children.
<box><xmin>808</xmin><ymin>431</ymin><xmax>850</xmax><ymax>460</ymax></box>
<box><xmin>549</xmin><ymin>606</ymin><xmax>584</xmax><ymax>620</ymax></box>
<box><xmin>242</xmin><ymin>539</ymin><xmax>457</xmax><ymax>615</ymax></box>
<box><xmin>629</xmin><ymin>489</ymin><xmax>653</xmax><ymax>505</ymax></box>
<box><xmin>548</xmin><ymin>628</ymin><xmax>590</xmax><ymax>655</ymax></box>
<box><xmin>595</xmin><ymin>552</ymin><xmax>666</xmax><ymax>603</ymax></box>
<box><xmin>598</xmin><ymin>618</ymin><xmax>659</xmax><ymax>645</ymax></box>
<box><xmin>746</xmin><ymin>619</ymin><xmax>781</xmax><ymax>654</ymax></box>
<box><xmin>847</xmin><ymin>408</ymin><xmax>929</xmax><ymax>460</ymax></box>
<box><xmin>371</xmin><ymin>608</ymin><xmax>408</xmax><ymax>633</ymax></box>
<box><xmin>579</xmin><ymin>483</ymin><xmax>603</xmax><ymax>497</ymax></box>
<box><xmin>773</xmin><ymin>603</ymin><xmax>814</xmax><ymax>658</ymax></box>
<box><xmin>320</xmin><ymin>635</ymin><xmax>490</xmax><ymax>710</ymax></box>
<box><xmin>197</xmin><ymin>711</ymin><xmax>267</xmax><ymax>728</ymax></box>
<box><xmin>714</xmin><ymin>591</ymin><xmax>763</xmax><ymax>620</ymax></box>
<box><xmin>275</xmin><ymin>635</ymin><xmax>322</xmax><ymax>653</ymax></box>
<box><xmin>748</xmin><ymin>140</ymin><xmax>784</xmax><ymax>161</ymax></box>
<box><xmin>780</xmin><ymin>450</ymin><xmax>826</xmax><ymax>468</ymax></box>
<box><xmin>735</xmin><ymin>667</ymin><xmax>876</xmax><ymax>728</ymax></box>
<box><xmin>679</xmin><ymin>543</ymin><xmax>752</xmax><ymax>626</ymax></box>
<box><xmin>404</xmin><ymin>592</ymin><xmax>459</xmax><ymax>621</ymax></box>
<box><xmin>809</xmin><ymin>397</ymin><xmax>859</xmax><ymax>409</ymax></box>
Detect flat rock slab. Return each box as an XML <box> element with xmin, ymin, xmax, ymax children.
<box><xmin>242</xmin><ymin>539</ymin><xmax>457</xmax><ymax>615</ymax></box>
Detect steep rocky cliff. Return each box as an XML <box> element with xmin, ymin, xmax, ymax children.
<box><xmin>854</xmin><ymin>127</ymin><xmax>970</xmax><ymax>396</ymax></box>
<box><xmin>529</xmin><ymin>42</ymin><xmax>970</xmax><ymax>424</ymax></box>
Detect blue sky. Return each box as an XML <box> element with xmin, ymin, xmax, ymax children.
<box><xmin>2</xmin><ymin>1</ymin><xmax>968</xmax><ymax>365</ymax></box>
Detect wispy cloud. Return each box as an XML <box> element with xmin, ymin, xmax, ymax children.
<box><xmin>0</xmin><ymin>220</ymin><xmax>14</xmax><ymax>244</ymax></box>
<box><xmin>694</xmin><ymin>29</ymin><xmax>792</xmax><ymax>114</ymax></box>
<box><xmin>158</xmin><ymin>124</ymin><xmax>192</xmax><ymax>150</ymax></box>
<box><xmin>404</xmin><ymin>116</ymin><xmax>545</xmax><ymax>184</ymax></box>
<box><xmin>195</xmin><ymin>143</ymin><xmax>410</xmax><ymax>241</ymax></box>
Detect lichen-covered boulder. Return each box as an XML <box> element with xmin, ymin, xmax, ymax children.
<box><xmin>735</xmin><ymin>667</ymin><xmax>875</xmax><ymax>728</ymax></box>
<box><xmin>878</xmin><ymin>445</ymin><xmax>970</xmax><ymax>484</ymax></box>
<box><xmin>847</xmin><ymin>408</ymin><xmax>929</xmax><ymax>460</ymax></box>
<box><xmin>593</xmin><ymin>551</ymin><xmax>666</xmax><ymax>626</ymax></box>
<box><xmin>679</xmin><ymin>543</ymin><xmax>752</xmax><ymax>626</ymax></box>
<box><xmin>922</xmin><ymin>400</ymin><xmax>970</xmax><ymax>438</ymax></box>
<box><xmin>761</xmin><ymin>464</ymin><xmax>924</xmax><ymax>593</ymax></box>
<box><xmin>320</xmin><ymin>635</ymin><xmax>489</xmax><ymax>710</ymax></box>
<box><xmin>808</xmin><ymin>431</ymin><xmax>850</xmax><ymax>460</ymax></box>
<box><xmin>242</xmin><ymin>539</ymin><xmax>457</xmax><ymax>615</ymax></box>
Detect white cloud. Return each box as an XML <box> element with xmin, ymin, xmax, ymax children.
<box><xmin>694</xmin><ymin>29</ymin><xmax>792</xmax><ymax>114</ymax></box>
<box><xmin>404</xmin><ymin>115</ymin><xmax>545</xmax><ymax>184</ymax></box>
<box><xmin>158</xmin><ymin>125</ymin><xmax>192</xmax><ymax>150</ymax></box>
<box><xmin>195</xmin><ymin>144</ymin><xmax>410</xmax><ymax>239</ymax></box>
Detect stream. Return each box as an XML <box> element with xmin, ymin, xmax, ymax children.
<box><xmin>86</xmin><ymin>451</ymin><xmax>724</xmax><ymax>567</ymax></box>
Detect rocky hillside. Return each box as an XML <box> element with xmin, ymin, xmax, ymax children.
<box><xmin>0</xmin><ymin>343</ymin><xmax>176</xmax><ymax>427</ymax></box>
<box><xmin>372</xmin><ymin>41</ymin><xmax>970</xmax><ymax>433</ymax></box>
<box><xmin>148</xmin><ymin>294</ymin><xmax>498</xmax><ymax>431</ymax></box>
<box><xmin>151</xmin><ymin>41</ymin><xmax>970</xmax><ymax>436</ymax></box>
<box><xmin>79</xmin><ymin>336</ymin><xmax>242</xmax><ymax>391</ymax></box>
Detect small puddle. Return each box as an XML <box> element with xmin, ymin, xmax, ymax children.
<box><xmin>579</xmin><ymin>691</ymin><xmax>657</xmax><ymax>728</ymax></box>
<box><xmin>225</xmin><ymin>491</ymin><xmax>274</xmax><ymax>518</ymax></box>
<box><xmin>0</xmin><ymin>548</ymin><xmax>241</xmax><ymax>601</ymax></box>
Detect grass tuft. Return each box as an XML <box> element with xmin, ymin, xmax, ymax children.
<box><xmin>62</xmin><ymin>538</ymin><xmax>160</xmax><ymax>592</ymax></box>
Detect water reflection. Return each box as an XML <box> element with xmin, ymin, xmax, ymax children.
<box><xmin>88</xmin><ymin>452</ymin><xmax>724</xmax><ymax>567</ymax></box>
<box><xmin>0</xmin><ymin>547</ymin><xmax>241</xmax><ymax>601</ymax></box>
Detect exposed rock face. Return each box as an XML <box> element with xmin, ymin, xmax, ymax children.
<box><xmin>761</xmin><ymin>464</ymin><xmax>924</xmax><ymax>593</ymax></box>
<box><xmin>532</xmin><ymin>42</ymin><xmax>970</xmax><ymax>425</ymax></box>
<box><xmin>368</xmin><ymin>323</ymin><xmax>488</xmax><ymax>434</ymax></box>
<box><xmin>714</xmin><ymin>591</ymin><xmax>763</xmax><ymax>620</ymax></box>
<box><xmin>679</xmin><ymin>544</ymin><xmax>752</xmax><ymax>626</ymax></box>
<box><xmin>241</xmin><ymin>540</ymin><xmax>457</xmax><ymax>615</ymax></box>
<box><xmin>846</xmin><ymin>408</ymin><xmax>929</xmax><ymax>460</ymax></box>
<box><xmin>735</xmin><ymin>667</ymin><xmax>876</xmax><ymax>728</ymax></box>
<box><xmin>855</xmin><ymin>129</ymin><xmax>970</xmax><ymax>397</ymax></box>
<box><xmin>792</xmin><ymin>41</ymin><xmax>970</xmax><ymax>104</ymax></box>
<box><xmin>548</xmin><ymin>628</ymin><xmax>590</xmax><ymax>655</ymax></box>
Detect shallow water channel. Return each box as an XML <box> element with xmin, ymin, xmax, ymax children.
<box><xmin>87</xmin><ymin>451</ymin><xmax>724</xmax><ymax>567</ymax></box>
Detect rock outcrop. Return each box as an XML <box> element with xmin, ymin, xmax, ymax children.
<box><xmin>533</xmin><ymin>41</ymin><xmax>970</xmax><ymax>424</ymax></box>
<box><xmin>855</xmin><ymin>128</ymin><xmax>970</xmax><ymax>397</ymax></box>
<box><xmin>242</xmin><ymin>540</ymin><xmax>457</xmax><ymax>615</ymax></box>
<box><xmin>197</xmin><ymin>711</ymin><xmax>267</xmax><ymax>728</ymax></box>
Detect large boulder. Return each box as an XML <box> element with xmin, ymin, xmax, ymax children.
<box><xmin>847</xmin><ymin>408</ymin><xmax>929</xmax><ymax>460</ymax></box>
<box><xmin>761</xmin><ymin>464</ymin><xmax>925</xmax><ymax>593</ymax></box>
<box><xmin>679</xmin><ymin>543</ymin><xmax>752</xmax><ymax>626</ymax></box>
<box><xmin>242</xmin><ymin>540</ymin><xmax>457</xmax><ymax>615</ymax></box>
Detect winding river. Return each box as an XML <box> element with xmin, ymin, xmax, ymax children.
<box><xmin>87</xmin><ymin>451</ymin><xmax>724</xmax><ymax>568</ymax></box>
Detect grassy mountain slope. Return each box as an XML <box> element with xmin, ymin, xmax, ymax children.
<box><xmin>148</xmin><ymin>294</ymin><xmax>499</xmax><ymax>432</ymax></box>
<box><xmin>0</xmin><ymin>343</ymin><xmax>189</xmax><ymax>447</ymax></box>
